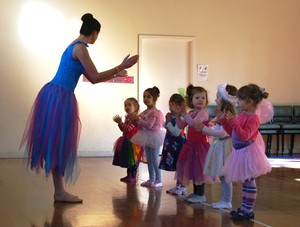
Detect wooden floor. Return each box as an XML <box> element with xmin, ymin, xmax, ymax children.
<box><xmin>0</xmin><ymin>158</ymin><xmax>299</xmax><ymax>227</ymax></box>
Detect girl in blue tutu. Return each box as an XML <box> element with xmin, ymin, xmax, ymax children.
<box><xmin>19</xmin><ymin>13</ymin><xmax>139</xmax><ymax>203</ymax></box>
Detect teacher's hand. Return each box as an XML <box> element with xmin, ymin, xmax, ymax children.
<box><xmin>120</xmin><ymin>54</ymin><xmax>139</xmax><ymax>69</ymax></box>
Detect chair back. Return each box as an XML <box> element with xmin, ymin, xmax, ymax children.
<box><xmin>272</xmin><ymin>105</ymin><xmax>293</xmax><ymax>124</ymax></box>
<box><xmin>293</xmin><ymin>106</ymin><xmax>300</xmax><ymax>124</ymax></box>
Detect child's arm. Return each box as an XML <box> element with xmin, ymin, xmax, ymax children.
<box><xmin>165</xmin><ymin>116</ymin><xmax>184</xmax><ymax>137</ymax></box>
<box><xmin>229</xmin><ymin>115</ymin><xmax>259</xmax><ymax>141</ymax></box>
<box><xmin>114</xmin><ymin>115</ymin><xmax>136</xmax><ymax>133</ymax></box>
<box><xmin>137</xmin><ymin>111</ymin><xmax>161</xmax><ymax>130</ymax></box>
<box><xmin>219</xmin><ymin>112</ymin><xmax>233</xmax><ymax>136</ymax></box>
<box><xmin>201</xmin><ymin>125</ymin><xmax>229</xmax><ymax>138</ymax></box>
<box><xmin>172</xmin><ymin>104</ymin><xmax>187</xmax><ymax>129</ymax></box>
<box><xmin>113</xmin><ymin>115</ymin><xmax>124</xmax><ymax>132</ymax></box>
<box><xmin>184</xmin><ymin>109</ymin><xmax>208</xmax><ymax>127</ymax></box>
<box><xmin>119</xmin><ymin>121</ymin><xmax>136</xmax><ymax>133</ymax></box>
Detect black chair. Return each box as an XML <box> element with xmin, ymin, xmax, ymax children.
<box><xmin>259</xmin><ymin>122</ymin><xmax>280</xmax><ymax>157</ymax></box>
<box><xmin>272</xmin><ymin>105</ymin><xmax>294</xmax><ymax>155</ymax></box>
<box><xmin>280</xmin><ymin>106</ymin><xmax>300</xmax><ymax>155</ymax></box>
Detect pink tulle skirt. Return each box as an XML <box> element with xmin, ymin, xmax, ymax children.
<box><xmin>19</xmin><ymin>83</ymin><xmax>81</xmax><ymax>185</ymax></box>
<box><xmin>222</xmin><ymin>133</ymin><xmax>272</xmax><ymax>183</ymax></box>
<box><xmin>176</xmin><ymin>141</ymin><xmax>210</xmax><ymax>186</ymax></box>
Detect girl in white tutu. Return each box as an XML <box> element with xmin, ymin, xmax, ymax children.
<box><xmin>129</xmin><ymin>86</ymin><xmax>165</xmax><ymax>188</ymax></box>
<box><xmin>219</xmin><ymin>84</ymin><xmax>273</xmax><ymax>221</ymax></box>
<box><xmin>195</xmin><ymin>83</ymin><xmax>238</xmax><ymax>209</ymax></box>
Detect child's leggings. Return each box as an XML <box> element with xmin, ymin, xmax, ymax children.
<box><xmin>220</xmin><ymin>176</ymin><xmax>232</xmax><ymax>203</ymax></box>
<box><xmin>242</xmin><ymin>177</ymin><xmax>257</xmax><ymax>213</ymax></box>
<box><xmin>145</xmin><ymin>146</ymin><xmax>162</xmax><ymax>182</ymax></box>
<box><xmin>193</xmin><ymin>183</ymin><xmax>205</xmax><ymax>196</ymax></box>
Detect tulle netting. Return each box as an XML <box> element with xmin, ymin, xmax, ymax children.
<box><xmin>20</xmin><ymin>83</ymin><xmax>81</xmax><ymax>185</ymax></box>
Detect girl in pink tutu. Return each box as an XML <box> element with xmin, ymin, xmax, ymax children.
<box><xmin>220</xmin><ymin>83</ymin><xmax>273</xmax><ymax>221</ymax></box>
<box><xmin>112</xmin><ymin>97</ymin><xmax>142</xmax><ymax>183</ymax></box>
<box><xmin>175</xmin><ymin>84</ymin><xmax>210</xmax><ymax>203</ymax></box>
<box><xmin>129</xmin><ymin>86</ymin><xmax>165</xmax><ymax>188</ymax></box>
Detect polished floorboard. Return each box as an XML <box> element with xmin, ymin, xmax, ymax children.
<box><xmin>0</xmin><ymin>157</ymin><xmax>299</xmax><ymax>227</ymax></box>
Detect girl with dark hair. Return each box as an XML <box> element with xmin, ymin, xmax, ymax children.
<box><xmin>220</xmin><ymin>83</ymin><xmax>273</xmax><ymax>220</ymax></box>
<box><xmin>159</xmin><ymin>93</ymin><xmax>187</xmax><ymax>196</ymax></box>
<box><xmin>20</xmin><ymin>13</ymin><xmax>139</xmax><ymax>203</ymax></box>
<box><xmin>129</xmin><ymin>86</ymin><xmax>165</xmax><ymax>188</ymax></box>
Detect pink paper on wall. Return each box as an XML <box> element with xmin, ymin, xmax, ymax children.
<box><xmin>83</xmin><ymin>76</ymin><xmax>134</xmax><ymax>83</ymax></box>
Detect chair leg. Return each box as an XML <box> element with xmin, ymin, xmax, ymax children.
<box><xmin>267</xmin><ymin>135</ymin><xmax>273</xmax><ymax>157</ymax></box>
<box><xmin>265</xmin><ymin>135</ymin><xmax>270</xmax><ymax>157</ymax></box>
<box><xmin>276</xmin><ymin>134</ymin><xmax>279</xmax><ymax>156</ymax></box>
<box><xmin>289</xmin><ymin>134</ymin><xmax>295</xmax><ymax>156</ymax></box>
<box><xmin>281</xmin><ymin>134</ymin><xmax>285</xmax><ymax>156</ymax></box>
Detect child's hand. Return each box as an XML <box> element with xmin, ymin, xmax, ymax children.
<box><xmin>215</xmin><ymin>108</ymin><xmax>221</xmax><ymax>116</ymax></box>
<box><xmin>194</xmin><ymin>122</ymin><xmax>205</xmax><ymax>132</ymax></box>
<box><xmin>181</xmin><ymin>103</ymin><xmax>187</xmax><ymax>114</ymax></box>
<box><xmin>216</xmin><ymin>112</ymin><xmax>225</xmax><ymax>120</ymax></box>
<box><xmin>113</xmin><ymin>115</ymin><xmax>122</xmax><ymax>124</ymax></box>
<box><xmin>209</xmin><ymin>117</ymin><xmax>218</xmax><ymax>125</ymax></box>
<box><xmin>225</xmin><ymin>111</ymin><xmax>235</xmax><ymax>120</ymax></box>
<box><xmin>128</xmin><ymin>113</ymin><xmax>139</xmax><ymax>122</ymax></box>
<box><xmin>165</xmin><ymin>112</ymin><xmax>172</xmax><ymax>122</ymax></box>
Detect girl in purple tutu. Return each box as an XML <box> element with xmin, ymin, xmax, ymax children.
<box><xmin>112</xmin><ymin>97</ymin><xmax>142</xmax><ymax>183</ymax></box>
<box><xmin>220</xmin><ymin>84</ymin><xmax>273</xmax><ymax>220</ymax></box>
<box><xmin>19</xmin><ymin>13</ymin><xmax>139</xmax><ymax>203</ymax></box>
<box><xmin>174</xmin><ymin>84</ymin><xmax>210</xmax><ymax>203</ymax></box>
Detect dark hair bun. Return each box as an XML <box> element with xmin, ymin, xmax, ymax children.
<box><xmin>153</xmin><ymin>86</ymin><xmax>160</xmax><ymax>97</ymax></box>
<box><xmin>263</xmin><ymin>91</ymin><xmax>269</xmax><ymax>99</ymax></box>
<box><xmin>81</xmin><ymin>13</ymin><xmax>94</xmax><ymax>23</ymax></box>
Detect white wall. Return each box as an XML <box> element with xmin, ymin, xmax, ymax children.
<box><xmin>1</xmin><ymin>0</ymin><xmax>300</xmax><ymax>157</ymax></box>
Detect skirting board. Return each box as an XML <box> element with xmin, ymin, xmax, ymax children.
<box><xmin>0</xmin><ymin>151</ymin><xmax>114</xmax><ymax>158</ymax></box>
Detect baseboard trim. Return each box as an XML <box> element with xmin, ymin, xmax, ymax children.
<box><xmin>0</xmin><ymin>151</ymin><xmax>114</xmax><ymax>158</ymax></box>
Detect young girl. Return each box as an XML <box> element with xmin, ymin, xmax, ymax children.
<box><xmin>220</xmin><ymin>83</ymin><xmax>273</xmax><ymax>221</ymax></box>
<box><xmin>159</xmin><ymin>94</ymin><xmax>187</xmax><ymax>195</ymax></box>
<box><xmin>112</xmin><ymin>97</ymin><xmax>142</xmax><ymax>183</ymax></box>
<box><xmin>195</xmin><ymin>83</ymin><xmax>238</xmax><ymax>209</ymax></box>
<box><xmin>175</xmin><ymin>84</ymin><xmax>210</xmax><ymax>203</ymax></box>
<box><xmin>129</xmin><ymin>86</ymin><xmax>165</xmax><ymax>188</ymax></box>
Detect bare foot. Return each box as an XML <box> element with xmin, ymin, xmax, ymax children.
<box><xmin>54</xmin><ymin>192</ymin><xmax>83</xmax><ymax>203</ymax></box>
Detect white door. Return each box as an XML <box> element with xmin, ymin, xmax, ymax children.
<box><xmin>138</xmin><ymin>35</ymin><xmax>196</xmax><ymax>115</ymax></box>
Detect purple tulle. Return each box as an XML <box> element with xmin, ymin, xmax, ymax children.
<box><xmin>20</xmin><ymin>83</ymin><xmax>81</xmax><ymax>185</ymax></box>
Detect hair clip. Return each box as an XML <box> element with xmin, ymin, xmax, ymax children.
<box><xmin>259</xmin><ymin>87</ymin><xmax>265</xmax><ymax>94</ymax></box>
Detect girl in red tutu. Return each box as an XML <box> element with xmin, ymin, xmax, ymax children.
<box><xmin>19</xmin><ymin>13</ymin><xmax>139</xmax><ymax>203</ymax></box>
<box><xmin>220</xmin><ymin>84</ymin><xmax>273</xmax><ymax>221</ymax></box>
<box><xmin>174</xmin><ymin>84</ymin><xmax>210</xmax><ymax>203</ymax></box>
<box><xmin>112</xmin><ymin>97</ymin><xmax>142</xmax><ymax>183</ymax></box>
